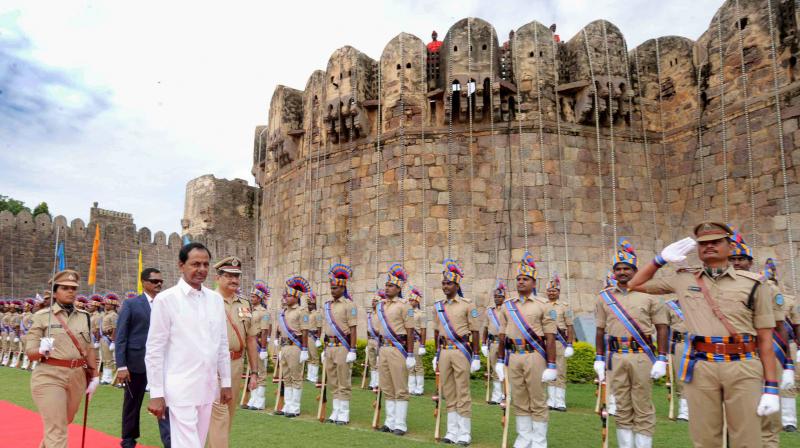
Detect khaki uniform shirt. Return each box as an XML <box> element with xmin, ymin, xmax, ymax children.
<box><xmin>90</xmin><ymin>311</ymin><xmax>102</xmax><ymax>341</ymax></box>
<box><xmin>25</xmin><ymin>303</ymin><xmax>91</xmax><ymax>360</ymax></box>
<box><xmin>101</xmin><ymin>310</ymin><xmax>118</xmax><ymax>339</ymax></box>
<box><xmin>278</xmin><ymin>304</ymin><xmax>309</xmax><ymax>341</ymax></box>
<box><xmin>500</xmin><ymin>295</ymin><xmax>557</xmax><ymax>339</ymax></box>
<box><xmin>2</xmin><ymin>312</ymin><xmax>10</xmax><ymax>335</ymax></box>
<box><xmin>665</xmin><ymin>301</ymin><xmax>688</xmax><ymax>333</ymax></box>
<box><xmin>640</xmin><ymin>266</ymin><xmax>775</xmax><ymax>337</ymax></box>
<box><xmin>21</xmin><ymin>311</ymin><xmax>34</xmax><ymax>336</ymax></box>
<box><xmin>251</xmin><ymin>304</ymin><xmax>268</xmax><ymax>333</ymax></box>
<box><xmin>485</xmin><ymin>302</ymin><xmax>507</xmax><ymax>337</ymax></box>
<box><xmin>307</xmin><ymin>309</ymin><xmax>322</xmax><ymax>339</ymax></box>
<box><xmin>377</xmin><ymin>297</ymin><xmax>415</xmax><ymax>337</ymax></box>
<box><xmin>322</xmin><ymin>297</ymin><xmax>358</xmax><ymax>338</ymax></box>
<box><xmin>788</xmin><ymin>294</ymin><xmax>799</xmax><ymax>325</ymax></box>
<box><xmin>546</xmin><ymin>300</ymin><xmax>573</xmax><ymax>331</ymax></box>
<box><xmin>11</xmin><ymin>312</ymin><xmax>21</xmax><ymax>335</ymax></box>
<box><xmin>221</xmin><ymin>294</ymin><xmax>259</xmax><ymax>352</ymax></box>
<box><xmin>434</xmin><ymin>297</ymin><xmax>480</xmax><ymax>338</ymax></box>
<box><xmin>596</xmin><ymin>286</ymin><xmax>667</xmax><ymax>338</ymax></box>
<box><xmin>766</xmin><ymin>280</ymin><xmax>785</xmax><ymax>322</ymax></box>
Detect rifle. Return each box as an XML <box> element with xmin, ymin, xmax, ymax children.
<box><xmin>501</xmin><ymin>373</ymin><xmax>511</xmax><ymax>448</ymax></box>
<box><xmin>433</xmin><ymin>362</ymin><xmax>442</xmax><ymax>441</ymax></box>
<box><xmin>598</xmin><ymin>380</ymin><xmax>609</xmax><ymax>448</ymax></box>
<box><xmin>485</xmin><ymin>354</ymin><xmax>492</xmax><ymax>403</ymax></box>
<box><xmin>667</xmin><ymin>353</ymin><xmax>675</xmax><ymax>420</ymax></box>
<box><xmin>316</xmin><ymin>353</ymin><xmax>328</xmax><ymax>422</ymax></box>
<box><xmin>239</xmin><ymin>363</ymin><xmax>251</xmax><ymax>407</ymax></box>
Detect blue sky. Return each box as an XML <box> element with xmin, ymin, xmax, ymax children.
<box><xmin>0</xmin><ymin>0</ymin><xmax>720</xmax><ymax>233</ymax></box>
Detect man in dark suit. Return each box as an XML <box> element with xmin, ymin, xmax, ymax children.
<box><xmin>116</xmin><ymin>267</ymin><xmax>171</xmax><ymax>448</ymax></box>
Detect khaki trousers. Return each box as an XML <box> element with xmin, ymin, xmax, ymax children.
<box><xmin>488</xmin><ymin>341</ymin><xmax>500</xmax><ymax>381</ymax></box>
<box><xmin>366</xmin><ymin>339</ymin><xmax>378</xmax><ymax>370</ymax></box>
<box><xmin>100</xmin><ymin>339</ymin><xmax>115</xmax><ymax>370</ymax></box>
<box><xmin>207</xmin><ymin>356</ymin><xmax>243</xmax><ymax>448</ymax></box>
<box><xmin>280</xmin><ymin>345</ymin><xmax>303</xmax><ymax>388</ymax></box>
<box><xmin>554</xmin><ymin>342</ymin><xmax>567</xmax><ymax>388</ymax></box>
<box><xmin>672</xmin><ymin>340</ymin><xmax>686</xmax><ymax>398</ymax></box>
<box><xmin>308</xmin><ymin>337</ymin><xmax>319</xmax><ymax>366</ymax></box>
<box><xmin>440</xmin><ymin>348</ymin><xmax>472</xmax><ymax>417</ymax></box>
<box><xmin>256</xmin><ymin>354</ymin><xmax>268</xmax><ymax>387</ymax></box>
<box><xmin>508</xmin><ymin>351</ymin><xmax>548</xmax><ymax>421</ymax></box>
<box><xmin>608</xmin><ymin>352</ymin><xmax>655</xmax><ymax>436</ymax></box>
<box><xmin>684</xmin><ymin>358</ymin><xmax>763</xmax><ymax>448</ymax></box>
<box><xmin>31</xmin><ymin>363</ymin><xmax>87</xmax><ymax>448</ymax></box>
<box><xmin>411</xmin><ymin>341</ymin><xmax>424</xmax><ymax>375</ymax></box>
<box><xmin>324</xmin><ymin>345</ymin><xmax>353</xmax><ymax>400</ymax></box>
<box><xmin>378</xmin><ymin>345</ymin><xmax>408</xmax><ymax>400</ymax></box>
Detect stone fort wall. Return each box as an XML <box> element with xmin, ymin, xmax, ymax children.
<box><xmin>251</xmin><ymin>0</ymin><xmax>800</xmax><ymax>323</ymax></box>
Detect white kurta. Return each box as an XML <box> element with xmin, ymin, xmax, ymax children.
<box><xmin>146</xmin><ymin>277</ymin><xmax>231</xmax><ymax>407</ymax></box>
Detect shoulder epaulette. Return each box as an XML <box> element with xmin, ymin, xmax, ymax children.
<box><xmin>77</xmin><ymin>308</ymin><xmax>90</xmax><ymax>315</ymax></box>
<box><xmin>735</xmin><ymin>270</ymin><xmax>763</xmax><ymax>283</ymax></box>
<box><xmin>34</xmin><ymin>308</ymin><xmax>50</xmax><ymax>316</ymax></box>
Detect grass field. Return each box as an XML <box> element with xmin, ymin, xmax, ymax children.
<box><xmin>2</xmin><ymin>367</ymin><xmax>797</xmax><ymax>447</ymax></box>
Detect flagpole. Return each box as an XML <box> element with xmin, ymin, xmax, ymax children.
<box><xmin>46</xmin><ymin>225</ymin><xmax>61</xmax><ymax>338</ymax></box>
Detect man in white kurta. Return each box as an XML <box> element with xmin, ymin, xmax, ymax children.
<box><xmin>145</xmin><ymin>243</ymin><xmax>232</xmax><ymax>448</ymax></box>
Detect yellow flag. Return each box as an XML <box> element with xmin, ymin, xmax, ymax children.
<box><xmin>136</xmin><ymin>249</ymin><xmax>143</xmax><ymax>294</ymax></box>
<box><xmin>87</xmin><ymin>224</ymin><xmax>100</xmax><ymax>285</ymax></box>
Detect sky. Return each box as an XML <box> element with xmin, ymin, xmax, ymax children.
<box><xmin>0</xmin><ymin>0</ymin><xmax>722</xmax><ymax>233</ymax></box>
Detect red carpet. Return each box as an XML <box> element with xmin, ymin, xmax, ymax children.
<box><xmin>0</xmin><ymin>400</ymin><xmax>157</xmax><ymax>447</ymax></box>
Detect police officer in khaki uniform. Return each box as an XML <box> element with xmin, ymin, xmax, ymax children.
<box><xmin>629</xmin><ymin>222</ymin><xmax>781</xmax><ymax>448</ymax></box>
<box><xmin>494</xmin><ymin>252</ymin><xmax>558</xmax><ymax>448</ymax></box>
<box><xmin>306</xmin><ymin>294</ymin><xmax>323</xmax><ymax>384</ymax></box>
<box><xmin>665</xmin><ymin>298</ymin><xmax>689</xmax><ymax>421</ymax></box>
<box><xmin>366</xmin><ymin>290</ymin><xmax>385</xmax><ymax>391</ymax></box>
<box><xmin>376</xmin><ymin>263</ymin><xmax>416</xmax><ymax>435</ymax></box>
<box><xmin>0</xmin><ymin>300</ymin><xmax>9</xmax><ymax>366</ymax></box>
<box><xmin>88</xmin><ymin>294</ymin><xmax>103</xmax><ymax>371</ymax></box>
<box><xmin>208</xmin><ymin>256</ymin><xmax>260</xmax><ymax>448</ymax></box>
<box><xmin>277</xmin><ymin>275</ymin><xmax>311</xmax><ymax>417</ymax></box>
<box><xmin>8</xmin><ymin>300</ymin><xmax>23</xmax><ymax>368</ymax></box>
<box><xmin>595</xmin><ymin>239</ymin><xmax>669</xmax><ymax>448</ymax></box>
<box><xmin>432</xmin><ymin>259</ymin><xmax>481</xmax><ymax>445</ymax></box>
<box><xmin>20</xmin><ymin>299</ymin><xmax>35</xmax><ymax>370</ymax></box>
<box><xmin>100</xmin><ymin>292</ymin><xmax>119</xmax><ymax>384</ymax></box>
<box><xmin>544</xmin><ymin>274</ymin><xmax>575</xmax><ymax>412</ymax></box>
<box><xmin>244</xmin><ymin>280</ymin><xmax>271</xmax><ymax>411</ymax></box>
<box><xmin>322</xmin><ymin>263</ymin><xmax>358</xmax><ymax>424</ymax></box>
<box><xmin>765</xmin><ymin>259</ymin><xmax>799</xmax><ymax>432</ymax></box>
<box><xmin>482</xmin><ymin>280</ymin><xmax>508</xmax><ymax>405</ymax></box>
<box><xmin>25</xmin><ymin>270</ymin><xmax>100</xmax><ymax>448</ymax></box>
<box><xmin>408</xmin><ymin>287</ymin><xmax>427</xmax><ymax>396</ymax></box>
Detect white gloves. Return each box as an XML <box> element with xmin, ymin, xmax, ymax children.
<box><xmin>109</xmin><ymin>342</ymin><xmax>115</xmax><ymax>351</ymax></box>
<box><xmin>756</xmin><ymin>393</ymin><xmax>780</xmax><ymax>416</ymax></box>
<box><xmin>258</xmin><ymin>350</ymin><xmax>268</xmax><ymax>360</ymax></box>
<box><xmin>495</xmin><ymin>362</ymin><xmax>505</xmax><ymax>381</ymax></box>
<box><xmin>321</xmin><ymin>351</ymin><xmax>326</xmax><ymax>364</ymax></box>
<box><xmin>432</xmin><ymin>356</ymin><xmax>438</xmax><ymax>372</ymax></box>
<box><xmin>405</xmin><ymin>355</ymin><xmax>416</xmax><ymax>370</ymax></box>
<box><xmin>470</xmin><ymin>356</ymin><xmax>481</xmax><ymax>373</ymax></box>
<box><xmin>92</xmin><ymin>342</ymin><xmax>100</xmax><ymax>349</ymax></box>
<box><xmin>86</xmin><ymin>376</ymin><xmax>100</xmax><ymax>398</ymax></box>
<box><xmin>346</xmin><ymin>351</ymin><xmax>357</xmax><ymax>363</ymax></box>
<box><xmin>660</xmin><ymin>237</ymin><xmax>697</xmax><ymax>264</ymax></box>
<box><xmin>481</xmin><ymin>345</ymin><xmax>489</xmax><ymax>357</ymax></box>
<box><xmin>299</xmin><ymin>349</ymin><xmax>309</xmax><ymax>363</ymax></box>
<box><xmin>594</xmin><ymin>360</ymin><xmax>606</xmax><ymax>382</ymax></box>
<box><xmin>781</xmin><ymin>368</ymin><xmax>796</xmax><ymax>390</ymax></box>
<box><xmin>650</xmin><ymin>359</ymin><xmax>667</xmax><ymax>380</ymax></box>
<box><xmin>796</xmin><ymin>350</ymin><xmax>800</xmax><ymax>364</ymax></box>
<box><xmin>273</xmin><ymin>338</ymin><xmax>281</xmax><ymax>347</ymax></box>
<box><xmin>38</xmin><ymin>337</ymin><xmax>54</xmax><ymax>355</ymax></box>
<box><xmin>314</xmin><ymin>338</ymin><xmax>322</xmax><ymax>348</ymax></box>
<box><xmin>418</xmin><ymin>346</ymin><xmax>427</xmax><ymax>356</ymax></box>
<box><xmin>13</xmin><ymin>337</ymin><xmax>19</xmax><ymax>343</ymax></box>
<box><xmin>564</xmin><ymin>345</ymin><xmax>574</xmax><ymax>358</ymax></box>
<box><xmin>542</xmin><ymin>368</ymin><xmax>557</xmax><ymax>382</ymax></box>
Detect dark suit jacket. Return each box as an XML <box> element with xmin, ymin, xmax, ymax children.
<box><xmin>115</xmin><ymin>294</ymin><xmax>151</xmax><ymax>374</ymax></box>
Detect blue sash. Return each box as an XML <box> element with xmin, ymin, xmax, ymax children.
<box><xmin>99</xmin><ymin>314</ymin><xmax>112</xmax><ymax>344</ymax></box>
<box><xmin>599</xmin><ymin>290</ymin><xmax>657</xmax><ymax>363</ymax></box>
<box><xmin>665</xmin><ymin>300</ymin><xmax>685</xmax><ymax>321</ymax></box>
<box><xmin>555</xmin><ymin>328</ymin><xmax>569</xmax><ymax>348</ymax></box>
<box><xmin>773</xmin><ymin>329</ymin><xmax>793</xmax><ymax>369</ymax></box>
<box><xmin>323</xmin><ymin>301</ymin><xmax>351</xmax><ymax>351</ymax></box>
<box><xmin>376</xmin><ymin>302</ymin><xmax>408</xmax><ymax>357</ymax></box>
<box><xmin>786</xmin><ymin>318</ymin><xmax>796</xmax><ymax>342</ymax></box>
<box><xmin>21</xmin><ymin>318</ymin><xmax>31</xmax><ymax>335</ymax></box>
<box><xmin>487</xmin><ymin>308</ymin><xmax>502</xmax><ymax>334</ymax></box>
<box><xmin>367</xmin><ymin>313</ymin><xmax>379</xmax><ymax>340</ymax></box>
<box><xmin>279</xmin><ymin>311</ymin><xmax>303</xmax><ymax>347</ymax></box>
<box><xmin>434</xmin><ymin>301</ymin><xmax>472</xmax><ymax>362</ymax></box>
<box><xmin>504</xmin><ymin>300</ymin><xmax>547</xmax><ymax>359</ymax></box>
<box><xmin>677</xmin><ymin>333</ymin><xmax>696</xmax><ymax>382</ymax></box>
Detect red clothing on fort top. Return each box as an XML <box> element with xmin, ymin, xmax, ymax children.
<box><xmin>427</xmin><ymin>40</ymin><xmax>442</xmax><ymax>53</ymax></box>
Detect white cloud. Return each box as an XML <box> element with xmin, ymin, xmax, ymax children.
<box><xmin>0</xmin><ymin>0</ymin><xmax>721</xmax><ymax>232</ymax></box>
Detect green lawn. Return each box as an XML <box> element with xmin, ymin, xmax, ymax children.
<box><xmin>2</xmin><ymin>367</ymin><xmax>797</xmax><ymax>447</ymax></box>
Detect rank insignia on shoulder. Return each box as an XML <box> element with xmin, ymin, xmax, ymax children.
<box><xmin>688</xmin><ymin>286</ymin><xmax>702</xmax><ymax>292</ymax></box>
<box><xmin>549</xmin><ymin>310</ymin><xmax>557</xmax><ymax>319</ymax></box>
<box><xmin>776</xmin><ymin>294</ymin><xmax>784</xmax><ymax>306</ymax></box>
<box><xmin>408</xmin><ymin>309</ymin><xmax>414</xmax><ymax>317</ymax></box>
<box><xmin>470</xmin><ymin>309</ymin><xmax>479</xmax><ymax>318</ymax></box>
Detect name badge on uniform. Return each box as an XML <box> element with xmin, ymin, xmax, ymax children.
<box><xmin>688</xmin><ymin>286</ymin><xmax>702</xmax><ymax>292</ymax></box>
<box><xmin>49</xmin><ymin>324</ymin><xmax>63</xmax><ymax>329</ymax></box>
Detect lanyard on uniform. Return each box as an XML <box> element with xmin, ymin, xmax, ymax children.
<box><xmin>279</xmin><ymin>311</ymin><xmax>303</xmax><ymax>347</ymax></box>
<box><xmin>504</xmin><ymin>300</ymin><xmax>547</xmax><ymax>359</ymax></box>
<box><xmin>376</xmin><ymin>302</ymin><xmax>407</xmax><ymax>357</ymax></box>
<box><xmin>323</xmin><ymin>302</ymin><xmax>351</xmax><ymax>351</ymax></box>
<box><xmin>600</xmin><ymin>290</ymin><xmax>656</xmax><ymax>363</ymax></box>
<box><xmin>487</xmin><ymin>308</ymin><xmax>501</xmax><ymax>333</ymax></box>
<box><xmin>434</xmin><ymin>301</ymin><xmax>472</xmax><ymax>362</ymax></box>
<box><xmin>665</xmin><ymin>300</ymin><xmax>685</xmax><ymax>321</ymax></box>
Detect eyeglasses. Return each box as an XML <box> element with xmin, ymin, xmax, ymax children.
<box><xmin>146</xmin><ymin>279</ymin><xmax>164</xmax><ymax>285</ymax></box>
